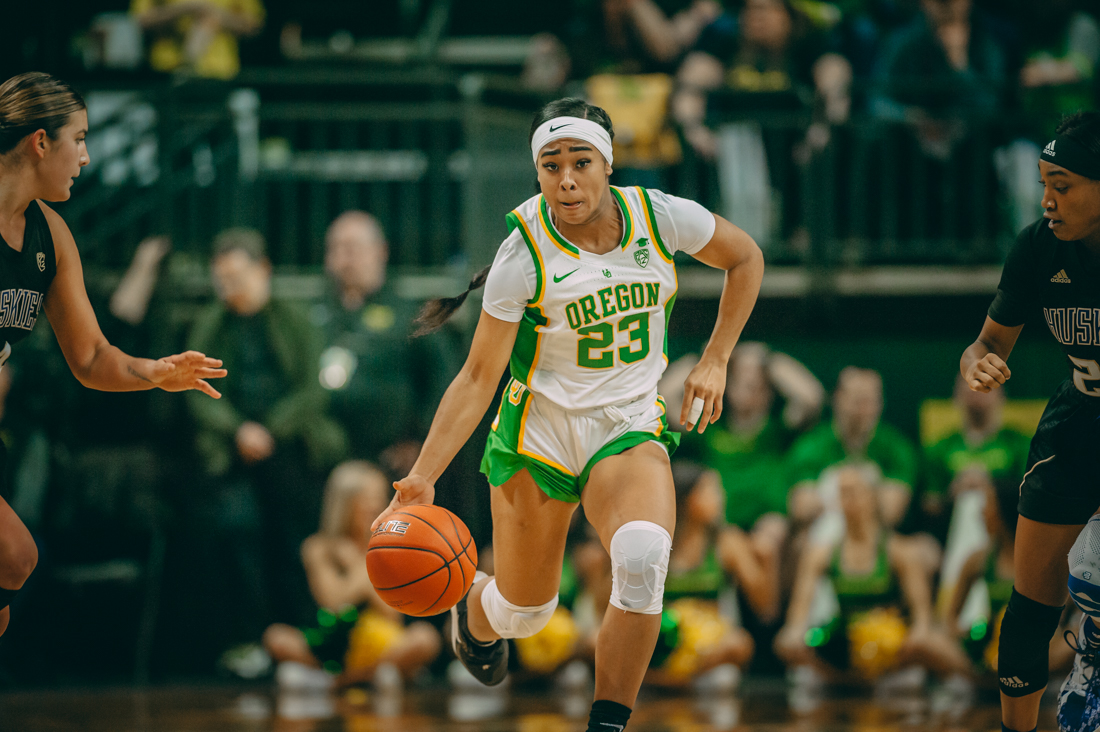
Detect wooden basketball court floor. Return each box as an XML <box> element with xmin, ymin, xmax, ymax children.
<box><xmin>0</xmin><ymin>681</ymin><xmax>1059</xmax><ymax>732</ymax></box>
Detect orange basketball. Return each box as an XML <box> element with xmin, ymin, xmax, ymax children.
<box><xmin>366</xmin><ymin>505</ymin><xmax>478</xmax><ymax>617</ymax></box>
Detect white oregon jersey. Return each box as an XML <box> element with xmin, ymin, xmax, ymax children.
<box><xmin>494</xmin><ymin>186</ymin><xmax>684</xmax><ymax>411</ymax></box>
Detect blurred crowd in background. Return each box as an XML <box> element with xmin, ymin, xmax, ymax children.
<box><xmin>0</xmin><ymin>0</ymin><xmax>1093</xmax><ymax>700</ymax></box>
<box><xmin>3</xmin><ymin>0</ymin><xmax>1100</xmax><ymax>258</ymax></box>
<box><xmin>0</xmin><ymin>207</ymin><xmax>1067</xmax><ymax>697</ymax></box>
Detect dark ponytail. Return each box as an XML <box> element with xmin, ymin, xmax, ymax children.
<box><xmin>412</xmin><ymin>264</ymin><xmax>492</xmax><ymax>336</ymax></box>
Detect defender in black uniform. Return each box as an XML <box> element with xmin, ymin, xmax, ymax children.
<box><xmin>960</xmin><ymin>111</ymin><xmax>1100</xmax><ymax>732</ymax></box>
<box><xmin>0</xmin><ymin>72</ymin><xmax>227</xmax><ymax>639</ymax></box>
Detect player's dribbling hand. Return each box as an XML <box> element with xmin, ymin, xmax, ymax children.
<box><xmin>681</xmin><ymin>354</ymin><xmax>726</xmax><ymax>433</ymax></box>
<box><xmin>371</xmin><ymin>474</ymin><xmax>435</xmax><ymax>532</ymax></box>
<box><xmin>965</xmin><ymin>353</ymin><xmax>1011</xmax><ymax>393</ymax></box>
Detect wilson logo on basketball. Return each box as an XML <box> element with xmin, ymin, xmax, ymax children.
<box><xmin>374</xmin><ymin>519</ymin><xmax>411</xmax><ymax>535</ymax></box>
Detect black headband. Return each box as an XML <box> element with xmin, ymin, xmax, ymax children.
<box><xmin>1040</xmin><ymin>135</ymin><xmax>1100</xmax><ymax>180</ymax></box>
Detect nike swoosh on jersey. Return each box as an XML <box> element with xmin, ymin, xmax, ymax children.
<box><xmin>553</xmin><ymin>269</ymin><xmax>580</xmax><ymax>283</ymax></box>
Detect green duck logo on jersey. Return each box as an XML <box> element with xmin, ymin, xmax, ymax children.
<box><xmin>634</xmin><ymin>238</ymin><xmax>650</xmax><ymax>268</ymax></box>
<box><xmin>602</xmin><ymin>269</ymin><xmax>612</xmax><ymax>278</ymax></box>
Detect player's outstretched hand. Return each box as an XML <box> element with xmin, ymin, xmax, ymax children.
<box><xmin>965</xmin><ymin>353</ymin><xmax>1011</xmax><ymax>393</ymax></box>
<box><xmin>680</xmin><ymin>353</ymin><xmax>727</xmax><ymax>433</ymax></box>
<box><xmin>143</xmin><ymin>351</ymin><xmax>227</xmax><ymax>398</ymax></box>
<box><xmin>371</xmin><ymin>474</ymin><xmax>435</xmax><ymax>532</ymax></box>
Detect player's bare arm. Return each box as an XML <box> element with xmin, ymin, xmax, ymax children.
<box><xmin>372</xmin><ymin>310</ymin><xmax>519</xmax><ymax>529</ymax></box>
<box><xmin>960</xmin><ymin>316</ymin><xmax>1022</xmax><ymax>393</ymax></box>
<box><xmin>40</xmin><ymin>203</ymin><xmax>226</xmax><ymax>397</ymax></box>
<box><xmin>679</xmin><ymin>213</ymin><xmax>763</xmax><ymax>433</ymax></box>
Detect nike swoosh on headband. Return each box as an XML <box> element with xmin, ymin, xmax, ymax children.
<box><xmin>548</xmin><ymin>124</ymin><xmax>571</xmax><ymax>132</ymax></box>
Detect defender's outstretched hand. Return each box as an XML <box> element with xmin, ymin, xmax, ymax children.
<box><xmin>371</xmin><ymin>474</ymin><xmax>435</xmax><ymax>532</ymax></box>
<box><xmin>142</xmin><ymin>351</ymin><xmax>227</xmax><ymax>398</ymax></box>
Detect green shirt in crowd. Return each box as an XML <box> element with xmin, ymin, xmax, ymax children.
<box><xmin>680</xmin><ymin>416</ymin><xmax>793</xmax><ymax>530</ymax></box>
<box><xmin>922</xmin><ymin>427</ymin><xmax>1031</xmax><ymax>497</ymax></box>
<box><xmin>786</xmin><ymin>421</ymin><xmax>919</xmax><ymax>490</ymax></box>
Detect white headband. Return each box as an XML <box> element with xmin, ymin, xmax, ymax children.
<box><xmin>531</xmin><ymin>116</ymin><xmax>614</xmax><ymax>166</ymax></box>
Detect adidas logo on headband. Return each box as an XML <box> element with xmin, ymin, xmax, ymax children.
<box><xmin>1044</xmin><ymin>140</ymin><xmax>1057</xmax><ymax>157</ymax></box>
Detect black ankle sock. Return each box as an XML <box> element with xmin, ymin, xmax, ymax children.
<box><xmin>1002</xmin><ymin>725</ymin><xmax>1037</xmax><ymax>732</ymax></box>
<box><xmin>587</xmin><ymin>700</ymin><xmax>631</xmax><ymax>731</ymax></box>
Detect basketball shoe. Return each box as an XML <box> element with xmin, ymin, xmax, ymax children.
<box><xmin>451</xmin><ymin>571</ymin><xmax>509</xmax><ymax>686</ymax></box>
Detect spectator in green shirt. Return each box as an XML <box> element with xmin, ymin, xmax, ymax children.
<box><xmin>922</xmin><ymin>374</ymin><xmax>1030</xmax><ymax>542</ymax></box>
<box><xmin>787</xmin><ymin>366</ymin><xmax>918</xmax><ymax>530</ymax></box>
<box><xmin>679</xmin><ymin>342</ymin><xmax>824</xmax><ymax>531</ymax></box>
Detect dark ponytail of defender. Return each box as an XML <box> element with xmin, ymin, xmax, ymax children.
<box><xmin>412</xmin><ymin>264</ymin><xmax>492</xmax><ymax>336</ymax></box>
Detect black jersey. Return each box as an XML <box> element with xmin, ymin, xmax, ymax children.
<box><xmin>989</xmin><ymin>218</ymin><xmax>1100</xmax><ymax>397</ymax></box>
<box><xmin>0</xmin><ymin>201</ymin><xmax>57</xmax><ymax>366</ymax></box>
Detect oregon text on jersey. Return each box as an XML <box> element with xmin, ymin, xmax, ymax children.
<box><xmin>0</xmin><ymin>288</ymin><xmax>45</xmax><ymax>331</ymax></box>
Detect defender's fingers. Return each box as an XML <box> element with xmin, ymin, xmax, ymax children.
<box><xmin>195</xmin><ymin>380</ymin><xmax>222</xmax><ymax>399</ymax></box>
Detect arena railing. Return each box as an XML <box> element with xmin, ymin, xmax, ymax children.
<box><xmin>58</xmin><ymin>73</ymin><xmax>1037</xmax><ymax>302</ymax></box>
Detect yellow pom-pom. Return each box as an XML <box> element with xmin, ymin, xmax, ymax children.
<box><xmin>345</xmin><ymin>611</ymin><xmax>404</xmax><ymax>672</ymax></box>
<box><xmin>661</xmin><ymin>599</ymin><xmax>731</xmax><ymax>681</ymax></box>
<box><xmin>847</xmin><ymin>607</ymin><xmax>908</xmax><ymax>679</ymax></box>
<box><xmin>514</xmin><ymin>607</ymin><xmax>579</xmax><ymax>675</ymax></box>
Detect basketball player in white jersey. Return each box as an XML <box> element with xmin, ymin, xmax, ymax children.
<box><xmin>372</xmin><ymin>97</ymin><xmax>763</xmax><ymax>731</ymax></box>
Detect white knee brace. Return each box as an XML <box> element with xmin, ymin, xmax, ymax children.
<box><xmin>609</xmin><ymin>520</ymin><xmax>672</xmax><ymax>615</ymax></box>
<box><xmin>479</xmin><ymin>578</ymin><xmax>558</xmax><ymax>639</ymax></box>
<box><xmin>1069</xmin><ymin>514</ymin><xmax>1100</xmax><ymax>618</ymax></box>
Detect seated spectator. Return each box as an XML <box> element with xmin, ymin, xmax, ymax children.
<box><xmin>774</xmin><ymin>465</ymin><xmax>969</xmax><ymax>682</ymax></box>
<box><xmin>1017</xmin><ymin>0</ymin><xmax>1098</xmax><ymax>135</ymax></box>
<box><xmin>130</xmin><ymin>0</ymin><xmax>265</xmax><ymax>79</ymax></box>
<box><xmin>995</xmin><ymin>0</ymin><xmax>1100</xmax><ymax>232</ymax></box>
<box><xmin>677</xmin><ymin>343</ymin><xmax>821</xmax><ymax>621</ymax></box>
<box><xmin>944</xmin><ymin>475</ymin><xmax>1015</xmax><ymax>678</ymax></box>
<box><xmin>645</xmin><ymin>462</ymin><xmax>755</xmax><ymax>688</ymax></box>
<box><xmin>187</xmin><ymin>229</ymin><xmax>346</xmax><ymax>662</ymax></box>
<box><xmin>263</xmin><ymin>461</ymin><xmax>440</xmax><ymax>688</ymax></box>
<box><xmin>872</xmin><ymin>0</ymin><xmax>1013</xmax><ymax>158</ymax></box>
<box><xmin>787</xmin><ymin>367</ymin><xmax>917</xmax><ymax>530</ymax></box>
<box><xmin>314</xmin><ymin>211</ymin><xmax>459</xmax><ymax>478</ymax></box>
<box><xmin>922</xmin><ymin>374</ymin><xmax>1030</xmax><ymax>542</ymax></box>
<box><xmin>681</xmin><ymin>342</ymin><xmax>823</xmax><ymax>532</ymax></box>
<box><xmin>672</xmin><ymin>0</ymin><xmax>853</xmax><ymax>159</ymax></box>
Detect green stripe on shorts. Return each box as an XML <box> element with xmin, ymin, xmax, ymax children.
<box><xmin>480</xmin><ymin>384</ymin><xmax>681</xmax><ymax>503</ymax></box>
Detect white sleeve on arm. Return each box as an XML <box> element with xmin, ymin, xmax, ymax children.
<box><xmin>481</xmin><ymin>232</ymin><xmax>537</xmax><ymax>322</ymax></box>
<box><xmin>649</xmin><ymin>188</ymin><xmax>717</xmax><ymax>255</ymax></box>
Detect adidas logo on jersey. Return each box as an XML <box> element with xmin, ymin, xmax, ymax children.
<box><xmin>1051</xmin><ymin>269</ymin><xmax>1072</xmax><ymax>283</ymax></box>
<box><xmin>1001</xmin><ymin>676</ymin><xmax>1027</xmax><ymax>689</ymax></box>
<box><xmin>1044</xmin><ymin>140</ymin><xmax>1057</xmax><ymax>157</ymax></box>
